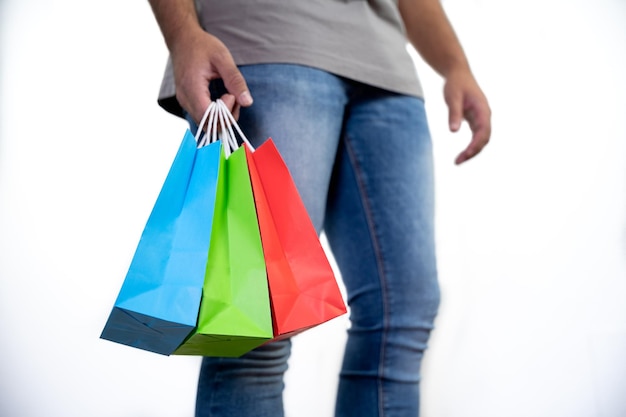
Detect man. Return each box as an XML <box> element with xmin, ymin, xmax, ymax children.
<box><xmin>148</xmin><ymin>1</ymin><xmax>491</xmax><ymax>416</ymax></box>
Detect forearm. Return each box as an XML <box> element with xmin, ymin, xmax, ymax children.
<box><xmin>398</xmin><ymin>0</ymin><xmax>470</xmax><ymax>78</ymax></box>
<box><xmin>147</xmin><ymin>0</ymin><xmax>203</xmax><ymax>52</ymax></box>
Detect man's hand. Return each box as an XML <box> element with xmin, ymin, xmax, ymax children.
<box><xmin>148</xmin><ymin>0</ymin><xmax>253</xmax><ymax>126</ymax></box>
<box><xmin>444</xmin><ymin>69</ymin><xmax>491</xmax><ymax>164</ymax></box>
<box><xmin>169</xmin><ymin>27</ymin><xmax>252</xmax><ymax>124</ymax></box>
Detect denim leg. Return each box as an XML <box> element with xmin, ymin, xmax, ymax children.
<box><xmin>212</xmin><ymin>64</ymin><xmax>349</xmax><ymax>232</ymax></box>
<box><xmin>195</xmin><ymin>340</ymin><xmax>291</xmax><ymax>417</ymax></box>
<box><xmin>325</xmin><ymin>91</ymin><xmax>440</xmax><ymax>417</ymax></box>
<box><xmin>193</xmin><ymin>64</ymin><xmax>349</xmax><ymax>417</ymax></box>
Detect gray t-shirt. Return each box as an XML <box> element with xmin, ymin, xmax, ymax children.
<box><xmin>158</xmin><ymin>0</ymin><xmax>423</xmax><ymax>116</ymax></box>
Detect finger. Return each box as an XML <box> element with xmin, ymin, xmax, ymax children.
<box><xmin>219</xmin><ymin>93</ymin><xmax>236</xmax><ymax>112</ymax></box>
<box><xmin>176</xmin><ymin>82</ymin><xmax>213</xmax><ymax>128</ymax></box>
<box><xmin>219</xmin><ymin>93</ymin><xmax>241</xmax><ymax>122</ymax></box>
<box><xmin>445</xmin><ymin>91</ymin><xmax>463</xmax><ymax>132</ymax></box>
<box><xmin>455</xmin><ymin>144</ymin><xmax>480</xmax><ymax>165</ymax></box>
<box><xmin>213</xmin><ymin>54</ymin><xmax>253</xmax><ymax>107</ymax></box>
<box><xmin>455</xmin><ymin>98</ymin><xmax>491</xmax><ymax>164</ymax></box>
<box><xmin>455</xmin><ymin>125</ymin><xmax>490</xmax><ymax>165</ymax></box>
<box><xmin>464</xmin><ymin>102</ymin><xmax>489</xmax><ymax>136</ymax></box>
<box><xmin>232</xmin><ymin>103</ymin><xmax>241</xmax><ymax>120</ymax></box>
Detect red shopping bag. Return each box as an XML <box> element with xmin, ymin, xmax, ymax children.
<box><xmin>246</xmin><ymin>142</ymin><xmax>347</xmax><ymax>339</ymax></box>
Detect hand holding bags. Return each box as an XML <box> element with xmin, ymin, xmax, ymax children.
<box><xmin>101</xmin><ymin>100</ymin><xmax>346</xmax><ymax>357</ymax></box>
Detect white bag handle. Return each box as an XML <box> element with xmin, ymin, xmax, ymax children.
<box><xmin>216</xmin><ymin>100</ymin><xmax>255</xmax><ymax>152</ymax></box>
<box><xmin>216</xmin><ymin>103</ymin><xmax>234</xmax><ymax>158</ymax></box>
<box><xmin>194</xmin><ymin>99</ymin><xmax>254</xmax><ymax>158</ymax></box>
<box><xmin>194</xmin><ymin>102</ymin><xmax>216</xmax><ymax>146</ymax></box>
<box><xmin>196</xmin><ymin>101</ymin><xmax>223</xmax><ymax>148</ymax></box>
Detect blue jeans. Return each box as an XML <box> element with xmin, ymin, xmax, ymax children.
<box><xmin>186</xmin><ymin>64</ymin><xmax>440</xmax><ymax>417</ymax></box>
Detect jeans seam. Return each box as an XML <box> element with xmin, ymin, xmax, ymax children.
<box><xmin>343</xmin><ymin>134</ymin><xmax>389</xmax><ymax>417</ymax></box>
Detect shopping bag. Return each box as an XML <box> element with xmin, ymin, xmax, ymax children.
<box><xmin>212</xmin><ymin>99</ymin><xmax>346</xmax><ymax>339</ymax></box>
<box><xmin>100</xmin><ymin>123</ymin><xmax>222</xmax><ymax>355</ymax></box>
<box><xmin>173</xmin><ymin>135</ymin><xmax>274</xmax><ymax>357</ymax></box>
<box><xmin>246</xmin><ymin>141</ymin><xmax>347</xmax><ymax>339</ymax></box>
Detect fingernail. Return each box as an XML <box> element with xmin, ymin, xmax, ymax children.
<box><xmin>239</xmin><ymin>91</ymin><xmax>253</xmax><ymax>106</ymax></box>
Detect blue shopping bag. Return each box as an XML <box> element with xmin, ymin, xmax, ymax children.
<box><xmin>100</xmin><ymin>130</ymin><xmax>221</xmax><ymax>355</ymax></box>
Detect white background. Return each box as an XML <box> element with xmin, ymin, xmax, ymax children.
<box><xmin>1</xmin><ymin>1</ymin><xmax>625</xmax><ymax>416</ymax></box>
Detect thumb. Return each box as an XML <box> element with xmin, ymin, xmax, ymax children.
<box><xmin>445</xmin><ymin>89</ymin><xmax>463</xmax><ymax>132</ymax></box>
<box><xmin>214</xmin><ymin>56</ymin><xmax>253</xmax><ymax>107</ymax></box>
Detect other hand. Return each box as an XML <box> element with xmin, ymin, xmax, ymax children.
<box><xmin>443</xmin><ymin>69</ymin><xmax>492</xmax><ymax>165</ymax></box>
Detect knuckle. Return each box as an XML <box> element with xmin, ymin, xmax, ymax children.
<box><xmin>224</xmin><ymin>71</ymin><xmax>245</xmax><ymax>90</ymax></box>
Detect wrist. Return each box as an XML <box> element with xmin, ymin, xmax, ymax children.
<box><xmin>166</xmin><ymin>20</ymin><xmax>205</xmax><ymax>55</ymax></box>
<box><xmin>440</xmin><ymin>58</ymin><xmax>472</xmax><ymax>80</ymax></box>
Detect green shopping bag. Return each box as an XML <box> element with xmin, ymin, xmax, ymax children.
<box><xmin>174</xmin><ymin>145</ymin><xmax>273</xmax><ymax>357</ymax></box>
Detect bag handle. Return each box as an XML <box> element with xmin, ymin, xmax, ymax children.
<box><xmin>215</xmin><ymin>100</ymin><xmax>255</xmax><ymax>153</ymax></box>
<box><xmin>217</xmin><ymin>103</ymin><xmax>235</xmax><ymax>158</ymax></box>
<box><xmin>194</xmin><ymin>102</ymin><xmax>216</xmax><ymax>146</ymax></box>
<box><xmin>195</xmin><ymin>101</ymin><xmax>225</xmax><ymax>150</ymax></box>
<box><xmin>194</xmin><ymin>99</ymin><xmax>255</xmax><ymax>158</ymax></box>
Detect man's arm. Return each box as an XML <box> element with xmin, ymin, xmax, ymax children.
<box><xmin>147</xmin><ymin>0</ymin><xmax>252</xmax><ymax>123</ymax></box>
<box><xmin>399</xmin><ymin>0</ymin><xmax>491</xmax><ymax>164</ymax></box>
